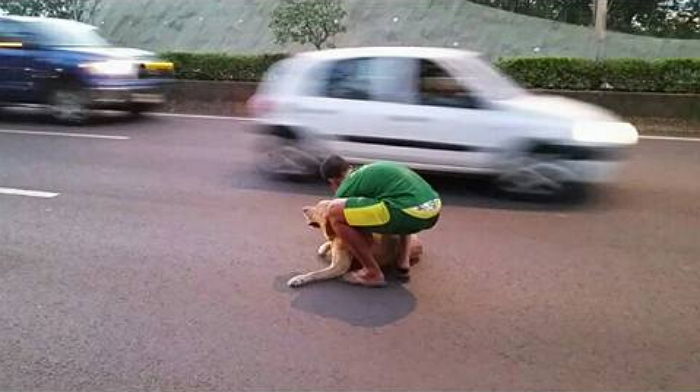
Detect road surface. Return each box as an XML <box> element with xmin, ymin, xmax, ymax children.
<box><xmin>1</xmin><ymin>111</ymin><xmax>698</xmax><ymax>391</ymax></box>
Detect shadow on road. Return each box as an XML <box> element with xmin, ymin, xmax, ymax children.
<box><xmin>274</xmin><ymin>273</ymin><xmax>416</xmax><ymax>327</ymax></box>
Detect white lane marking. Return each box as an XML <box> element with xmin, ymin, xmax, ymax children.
<box><xmin>0</xmin><ymin>187</ymin><xmax>59</xmax><ymax>198</ymax></box>
<box><xmin>640</xmin><ymin>135</ymin><xmax>700</xmax><ymax>143</ymax></box>
<box><xmin>0</xmin><ymin>129</ymin><xmax>130</xmax><ymax>140</ymax></box>
<box><xmin>147</xmin><ymin>112</ymin><xmax>253</xmax><ymax>121</ymax></box>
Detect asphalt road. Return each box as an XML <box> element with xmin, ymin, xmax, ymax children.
<box><xmin>1</xmin><ymin>111</ymin><xmax>698</xmax><ymax>391</ymax></box>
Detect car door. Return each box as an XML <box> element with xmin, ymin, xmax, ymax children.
<box><xmin>292</xmin><ymin>56</ymin><xmax>435</xmax><ymax>163</ymax></box>
<box><xmin>291</xmin><ymin>57</ymin><xmax>386</xmax><ymax>160</ymax></box>
<box><xmin>345</xmin><ymin>56</ymin><xmax>459</xmax><ymax>165</ymax></box>
<box><xmin>302</xmin><ymin>56</ymin><xmax>495</xmax><ymax>169</ymax></box>
<box><xmin>0</xmin><ymin>20</ymin><xmax>32</xmax><ymax>102</ymax></box>
<box><xmin>365</xmin><ymin>57</ymin><xmax>522</xmax><ymax>171</ymax></box>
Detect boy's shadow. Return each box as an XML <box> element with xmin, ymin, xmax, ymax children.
<box><xmin>275</xmin><ymin>273</ymin><xmax>416</xmax><ymax>328</ymax></box>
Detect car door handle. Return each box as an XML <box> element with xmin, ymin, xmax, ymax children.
<box><xmin>388</xmin><ymin>115</ymin><xmax>429</xmax><ymax>122</ymax></box>
<box><xmin>296</xmin><ymin>107</ymin><xmax>339</xmax><ymax>115</ymax></box>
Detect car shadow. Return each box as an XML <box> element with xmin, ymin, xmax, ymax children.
<box><xmin>274</xmin><ymin>273</ymin><xmax>416</xmax><ymax>328</ymax></box>
<box><xmin>422</xmin><ymin>172</ymin><xmax>607</xmax><ymax>212</ymax></box>
<box><xmin>232</xmin><ymin>168</ymin><xmax>608</xmax><ymax>212</ymax></box>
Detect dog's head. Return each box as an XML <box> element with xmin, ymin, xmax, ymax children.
<box><xmin>302</xmin><ymin>200</ymin><xmax>334</xmax><ymax>240</ymax></box>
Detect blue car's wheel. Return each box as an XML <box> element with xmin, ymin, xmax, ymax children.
<box><xmin>49</xmin><ymin>88</ymin><xmax>90</xmax><ymax>124</ymax></box>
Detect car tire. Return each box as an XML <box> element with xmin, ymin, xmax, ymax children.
<box><xmin>494</xmin><ymin>155</ymin><xmax>581</xmax><ymax>200</ymax></box>
<box><xmin>129</xmin><ymin>103</ymin><xmax>158</xmax><ymax>115</ymax></box>
<box><xmin>256</xmin><ymin>135</ymin><xmax>321</xmax><ymax>180</ymax></box>
<box><xmin>49</xmin><ymin>87</ymin><xmax>90</xmax><ymax>125</ymax></box>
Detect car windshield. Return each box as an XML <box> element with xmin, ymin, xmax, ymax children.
<box><xmin>445</xmin><ymin>55</ymin><xmax>526</xmax><ymax>101</ymax></box>
<box><xmin>30</xmin><ymin>19</ymin><xmax>110</xmax><ymax>47</ymax></box>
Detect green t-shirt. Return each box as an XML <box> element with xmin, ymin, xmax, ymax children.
<box><xmin>335</xmin><ymin>161</ymin><xmax>440</xmax><ymax>210</ymax></box>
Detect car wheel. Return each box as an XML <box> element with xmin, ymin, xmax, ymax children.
<box><xmin>495</xmin><ymin>156</ymin><xmax>580</xmax><ymax>199</ymax></box>
<box><xmin>129</xmin><ymin>103</ymin><xmax>157</xmax><ymax>115</ymax></box>
<box><xmin>49</xmin><ymin>88</ymin><xmax>90</xmax><ymax>124</ymax></box>
<box><xmin>256</xmin><ymin>136</ymin><xmax>321</xmax><ymax>179</ymax></box>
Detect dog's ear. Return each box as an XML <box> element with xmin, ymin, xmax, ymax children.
<box><xmin>322</xmin><ymin>216</ymin><xmax>335</xmax><ymax>239</ymax></box>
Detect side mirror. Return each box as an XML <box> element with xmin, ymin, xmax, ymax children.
<box><xmin>467</xmin><ymin>95</ymin><xmax>491</xmax><ymax>110</ymax></box>
<box><xmin>451</xmin><ymin>94</ymin><xmax>489</xmax><ymax>110</ymax></box>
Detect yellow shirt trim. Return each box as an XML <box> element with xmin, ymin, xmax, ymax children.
<box><xmin>344</xmin><ymin>202</ymin><xmax>391</xmax><ymax>227</ymax></box>
<box><xmin>402</xmin><ymin>199</ymin><xmax>442</xmax><ymax>219</ymax></box>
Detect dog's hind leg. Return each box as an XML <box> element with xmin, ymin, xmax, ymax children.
<box><xmin>287</xmin><ymin>244</ymin><xmax>352</xmax><ymax>288</ymax></box>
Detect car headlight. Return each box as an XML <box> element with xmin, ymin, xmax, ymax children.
<box><xmin>572</xmin><ymin>121</ymin><xmax>639</xmax><ymax>145</ymax></box>
<box><xmin>79</xmin><ymin>60</ymin><xmax>138</xmax><ymax>77</ymax></box>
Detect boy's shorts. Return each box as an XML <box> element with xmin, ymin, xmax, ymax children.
<box><xmin>343</xmin><ymin>197</ymin><xmax>441</xmax><ymax>235</ymax></box>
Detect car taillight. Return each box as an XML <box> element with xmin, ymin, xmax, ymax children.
<box><xmin>247</xmin><ymin>95</ymin><xmax>275</xmax><ymax>117</ymax></box>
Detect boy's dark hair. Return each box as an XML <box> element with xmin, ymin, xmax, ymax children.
<box><xmin>320</xmin><ymin>155</ymin><xmax>350</xmax><ymax>181</ymax></box>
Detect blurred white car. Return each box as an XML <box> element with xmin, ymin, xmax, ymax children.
<box><xmin>249</xmin><ymin>47</ymin><xmax>638</xmax><ymax>197</ymax></box>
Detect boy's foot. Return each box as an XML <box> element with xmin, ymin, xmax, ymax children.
<box><xmin>342</xmin><ymin>270</ymin><xmax>387</xmax><ymax>288</ymax></box>
<box><xmin>396</xmin><ymin>267</ymin><xmax>410</xmax><ymax>283</ymax></box>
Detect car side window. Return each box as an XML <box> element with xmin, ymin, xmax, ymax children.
<box><xmin>321</xmin><ymin>57</ymin><xmax>418</xmax><ymax>104</ymax></box>
<box><xmin>418</xmin><ymin>60</ymin><xmax>480</xmax><ymax>109</ymax></box>
<box><xmin>370</xmin><ymin>57</ymin><xmax>418</xmax><ymax>104</ymax></box>
<box><xmin>323</xmin><ymin>58</ymin><xmax>372</xmax><ymax>100</ymax></box>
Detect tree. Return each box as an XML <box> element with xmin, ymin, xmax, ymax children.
<box><xmin>649</xmin><ymin>0</ymin><xmax>700</xmax><ymax>38</ymax></box>
<box><xmin>269</xmin><ymin>0</ymin><xmax>347</xmax><ymax>50</ymax></box>
<box><xmin>467</xmin><ymin>0</ymin><xmax>699</xmax><ymax>38</ymax></box>
<box><xmin>0</xmin><ymin>0</ymin><xmax>101</xmax><ymax>23</ymax></box>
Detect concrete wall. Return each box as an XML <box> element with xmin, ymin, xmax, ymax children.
<box><xmin>94</xmin><ymin>0</ymin><xmax>700</xmax><ymax>59</ymax></box>
<box><xmin>165</xmin><ymin>81</ymin><xmax>257</xmax><ymax>116</ymax></box>
<box><xmin>164</xmin><ymin>81</ymin><xmax>700</xmax><ymax>121</ymax></box>
<box><xmin>537</xmin><ymin>90</ymin><xmax>700</xmax><ymax>122</ymax></box>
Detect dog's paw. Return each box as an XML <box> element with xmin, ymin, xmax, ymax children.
<box><xmin>287</xmin><ymin>274</ymin><xmax>310</xmax><ymax>288</ymax></box>
<box><xmin>317</xmin><ymin>241</ymin><xmax>332</xmax><ymax>256</ymax></box>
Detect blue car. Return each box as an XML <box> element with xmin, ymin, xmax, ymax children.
<box><xmin>0</xmin><ymin>16</ymin><xmax>173</xmax><ymax>123</ymax></box>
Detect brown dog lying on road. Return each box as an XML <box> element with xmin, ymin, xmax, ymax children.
<box><xmin>287</xmin><ymin>200</ymin><xmax>423</xmax><ymax>288</ymax></box>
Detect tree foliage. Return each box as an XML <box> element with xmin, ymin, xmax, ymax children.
<box><xmin>468</xmin><ymin>0</ymin><xmax>700</xmax><ymax>38</ymax></box>
<box><xmin>0</xmin><ymin>0</ymin><xmax>101</xmax><ymax>23</ymax></box>
<box><xmin>269</xmin><ymin>0</ymin><xmax>347</xmax><ymax>50</ymax></box>
<box><xmin>496</xmin><ymin>57</ymin><xmax>700</xmax><ymax>93</ymax></box>
<box><xmin>160</xmin><ymin>51</ymin><xmax>700</xmax><ymax>94</ymax></box>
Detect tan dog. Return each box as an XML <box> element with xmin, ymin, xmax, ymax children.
<box><xmin>287</xmin><ymin>200</ymin><xmax>423</xmax><ymax>288</ymax></box>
